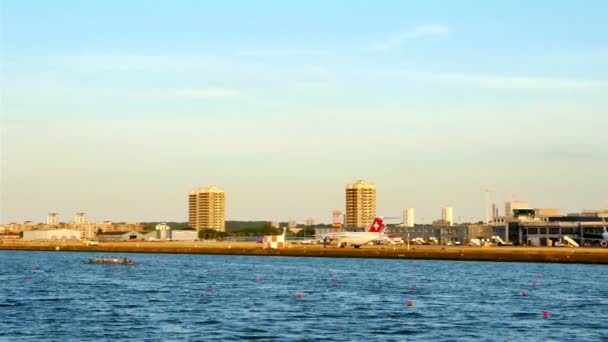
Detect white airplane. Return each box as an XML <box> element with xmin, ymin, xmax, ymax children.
<box><xmin>322</xmin><ymin>217</ymin><xmax>385</xmax><ymax>248</ymax></box>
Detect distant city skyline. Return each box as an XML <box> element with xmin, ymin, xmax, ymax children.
<box><xmin>3</xmin><ymin>198</ymin><xmax>607</xmax><ymax>226</ymax></box>
<box><xmin>1</xmin><ymin>1</ymin><xmax>607</xmax><ymax>223</ymax></box>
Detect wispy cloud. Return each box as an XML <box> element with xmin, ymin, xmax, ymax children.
<box><xmin>56</xmin><ymin>54</ymin><xmax>228</xmax><ymax>73</ymax></box>
<box><xmin>128</xmin><ymin>87</ymin><xmax>242</xmax><ymax>100</ymax></box>
<box><xmin>235</xmin><ymin>49</ymin><xmax>329</xmax><ymax>57</ymax></box>
<box><xmin>370</xmin><ymin>25</ymin><xmax>449</xmax><ymax>52</ymax></box>
<box><xmin>367</xmin><ymin>68</ymin><xmax>608</xmax><ymax>91</ymax></box>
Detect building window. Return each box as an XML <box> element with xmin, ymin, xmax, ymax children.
<box><xmin>549</xmin><ymin>228</ymin><xmax>560</xmax><ymax>235</ymax></box>
<box><xmin>539</xmin><ymin>228</ymin><xmax>547</xmax><ymax>235</ymax></box>
<box><xmin>584</xmin><ymin>227</ymin><xmax>602</xmax><ymax>235</ymax></box>
<box><xmin>528</xmin><ymin>228</ymin><xmax>538</xmax><ymax>235</ymax></box>
<box><xmin>561</xmin><ymin>228</ymin><xmax>574</xmax><ymax>235</ymax></box>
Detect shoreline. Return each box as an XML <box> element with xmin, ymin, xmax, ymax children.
<box><xmin>1</xmin><ymin>241</ymin><xmax>608</xmax><ymax>264</ymax></box>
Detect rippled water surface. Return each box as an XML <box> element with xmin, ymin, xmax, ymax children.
<box><xmin>1</xmin><ymin>251</ymin><xmax>607</xmax><ymax>341</ymax></box>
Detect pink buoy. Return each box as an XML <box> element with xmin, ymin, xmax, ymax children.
<box><xmin>113</xmin><ymin>271</ymin><xmax>120</xmax><ymax>275</ymax></box>
<box><xmin>258</xmin><ymin>277</ymin><xmax>265</xmax><ymax>283</ymax></box>
<box><xmin>331</xmin><ymin>281</ymin><xmax>337</xmax><ymax>286</ymax></box>
<box><xmin>521</xmin><ymin>291</ymin><xmax>527</xmax><ymax>297</ymax></box>
<box><xmin>542</xmin><ymin>311</ymin><xmax>549</xmax><ymax>318</ymax></box>
<box><xmin>409</xmin><ymin>285</ymin><xmax>416</xmax><ymax>291</ymax></box>
<box><xmin>32</xmin><ymin>266</ymin><xmax>39</xmax><ymax>270</ymax></box>
<box><xmin>329</xmin><ymin>273</ymin><xmax>334</xmax><ymax>277</ymax></box>
<box><xmin>24</xmin><ymin>276</ymin><xmax>33</xmax><ymax>280</ymax></box>
<box><xmin>205</xmin><ymin>287</ymin><xmax>213</xmax><ymax>292</ymax></box>
<box><xmin>532</xmin><ymin>281</ymin><xmax>537</xmax><ymax>286</ymax></box>
<box><xmin>296</xmin><ymin>293</ymin><xmax>303</xmax><ymax>299</ymax></box>
<box><xmin>406</xmin><ymin>301</ymin><xmax>414</xmax><ymax>307</ymax></box>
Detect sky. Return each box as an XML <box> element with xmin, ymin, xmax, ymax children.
<box><xmin>1</xmin><ymin>0</ymin><xmax>607</xmax><ymax>224</ymax></box>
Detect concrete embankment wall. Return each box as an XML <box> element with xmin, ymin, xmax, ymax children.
<box><xmin>2</xmin><ymin>242</ymin><xmax>608</xmax><ymax>264</ymax></box>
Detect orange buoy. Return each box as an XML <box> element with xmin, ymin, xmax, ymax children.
<box><xmin>406</xmin><ymin>301</ymin><xmax>414</xmax><ymax>307</ymax></box>
<box><xmin>542</xmin><ymin>311</ymin><xmax>549</xmax><ymax>318</ymax></box>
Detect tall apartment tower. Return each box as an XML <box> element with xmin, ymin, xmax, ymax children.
<box><xmin>441</xmin><ymin>207</ymin><xmax>453</xmax><ymax>226</ymax></box>
<box><xmin>188</xmin><ymin>186</ymin><xmax>226</xmax><ymax>232</ymax></box>
<box><xmin>403</xmin><ymin>208</ymin><xmax>415</xmax><ymax>227</ymax></box>
<box><xmin>74</xmin><ymin>213</ymin><xmax>87</xmax><ymax>225</ymax></box>
<box><xmin>345</xmin><ymin>180</ymin><xmax>376</xmax><ymax>228</ymax></box>
<box><xmin>46</xmin><ymin>213</ymin><xmax>59</xmax><ymax>226</ymax></box>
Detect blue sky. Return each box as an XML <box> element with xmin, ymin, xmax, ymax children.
<box><xmin>1</xmin><ymin>0</ymin><xmax>607</xmax><ymax>223</ymax></box>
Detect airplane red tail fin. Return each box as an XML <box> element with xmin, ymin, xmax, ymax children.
<box><xmin>368</xmin><ymin>217</ymin><xmax>384</xmax><ymax>232</ymax></box>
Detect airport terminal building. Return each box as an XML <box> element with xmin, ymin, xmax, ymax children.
<box><xmin>503</xmin><ymin>209</ymin><xmax>608</xmax><ymax>246</ymax></box>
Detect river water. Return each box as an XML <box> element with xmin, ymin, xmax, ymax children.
<box><xmin>1</xmin><ymin>251</ymin><xmax>606</xmax><ymax>341</ymax></box>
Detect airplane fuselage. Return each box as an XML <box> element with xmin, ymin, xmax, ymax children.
<box><xmin>323</xmin><ymin>232</ymin><xmax>382</xmax><ymax>247</ymax></box>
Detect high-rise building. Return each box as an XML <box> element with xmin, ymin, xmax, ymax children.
<box><xmin>491</xmin><ymin>203</ymin><xmax>499</xmax><ymax>220</ymax></box>
<box><xmin>505</xmin><ymin>201</ymin><xmax>529</xmax><ymax>217</ymax></box>
<box><xmin>441</xmin><ymin>207</ymin><xmax>453</xmax><ymax>226</ymax></box>
<box><xmin>188</xmin><ymin>186</ymin><xmax>226</xmax><ymax>232</ymax></box>
<box><xmin>46</xmin><ymin>213</ymin><xmax>59</xmax><ymax>226</ymax></box>
<box><xmin>403</xmin><ymin>208</ymin><xmax>415</xmax><ymax>227</ymax></box>
<box><xmin>345</xmin><ymin>180</ymin><xmax>376</xmax><ymax>228</ymax></box>
<box><xmin>74</xmin><ymin>213</ymin><xmax>87</xmax><ymax>225</ymax></box>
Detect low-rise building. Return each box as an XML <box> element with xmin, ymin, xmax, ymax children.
<box><xmin>23</xmin><ymin>229</ymin><xmax>81</xmax><ymax>241</ymax></box>
<box><xmin>398</xmin><ymin>225</ymin><xmax>442</xmax><ymax>242</ymax></box>
<box><xmin>1</xmin><ymin>221</ymin><xmax>38</xmax><ymax>233</ymax></box>
<box><xmin>391</xmin><ymin>223</ymin><xmax>493</xmax><ymax>245</ymax></box>
<box><xmin>155</xmin><ymin>223</ymin><xmax>171</xmax><ymax>240</ymax></box>
<box><xmin>171</xmin><ymin>230</ymin><xmax>198</xmax><ymax>241</ymax></box>
<box><xmin>97</xmin><ymin>231</ymin><xmax>145</xmax><ymax>242</ymax></box>
<box><xmin>143</xmin><ymin>231</ymin><xmax>158</xmax><ymax>241</ymax></box>
<box><xmin>99</xmin><ymin>222</ymin><xmax>144</xmax><ymax>233</ymax></box>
